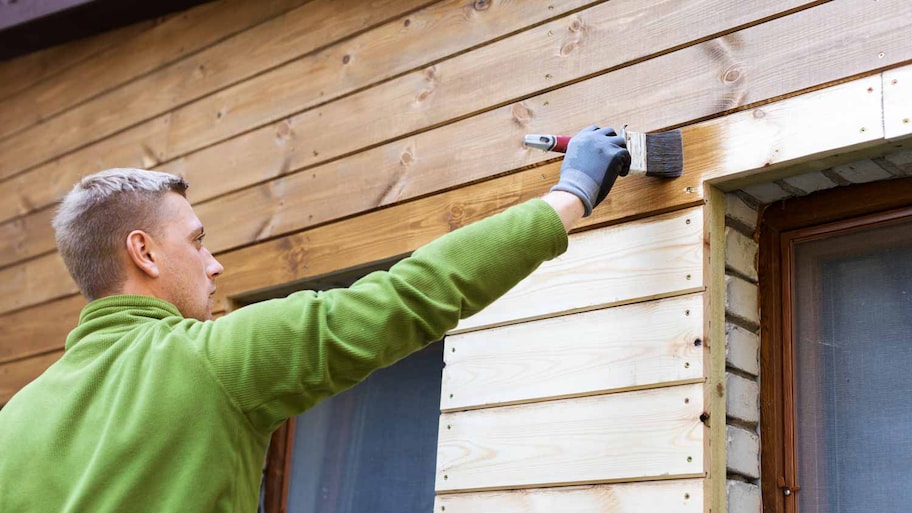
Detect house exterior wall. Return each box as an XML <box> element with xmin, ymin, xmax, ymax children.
<box><xmin>1</xmin><ymin>1</ymin><xmax>910</xmax><ymax>511</ymax></box>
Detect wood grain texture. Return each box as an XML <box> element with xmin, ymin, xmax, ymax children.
<box><xmin>0</xmin><ymin>0</ymin><xmax>901</xmax><ymax>265</ymax></box>
<box><xmin>0</xmin><ymin>202</ymin><xmax>55</xmax><ymax>268</ymax></box>
<box><xmin>163</xmin><ymin>0</ymin><xmax>597</xmax><ymax>159</ymax></box>
<box><xmin>0</xmin><ymin>251</ymin><xmax>77</xmax><ymax>315</ymax></box>
<box><xmin>0</xmin><ymin>0</ymin><xmax>310</xmax><ymax>142</ymax></box>
<box><xmin>0</xmin><ymin>0</ymin><xmax>824</xmax><ymax>228</ymax></box>
<box><xmin>0</xmin><ymin>19</ymin><xmax>155</xmax><ymax>100</ymax></box>
<box><xmin>441</xmin><ymin>294</ymin><xmax>704</xmax><ymax>411</ymax></box>
<box><xmin>435</xmin><ymin>383</ymin><xmax>705</xmax><ymax>493</ymax></box>
<box><xmin>0</xmin><ymin>0</ymin><xmax>586</xmax><ymax>212</ymax></box>
<box><xmin>0</xmin><ymin>350</ymin><xmax>62</xmax><ymax>404</ymax></box>
<box><xmin>453</xmin><ymin>207</ymin><xmax>705</xmax><ymax>333</ymax></box>
<box><xmin>434</xmin><ymin>479</ymin><xmax>703</xmax><ymax>513</ymax></box>
<box><xmin>0</xmin><ymin>295</ymin><xmax>84</xmax><ymax>365</ymax></box>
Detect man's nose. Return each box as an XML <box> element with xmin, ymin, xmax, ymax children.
<box><xmin>205</xmin><ymin>248</ymin><xmax>224</xmax><ymax>278</ymax></box>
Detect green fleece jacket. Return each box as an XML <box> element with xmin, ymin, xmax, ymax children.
<box><xmin>0</xmin><ymin>199</ymin><xmax>567</xmax><ymax>512</ymax></box>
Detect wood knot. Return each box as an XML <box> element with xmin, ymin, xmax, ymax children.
<box><xmin>510</xmin><ymin>102</ymin><xmax>533</xmax><ymax>126</ymax></box>
<box><xmin>473</xmin><ymin>0</ymin><xmax>490</xmax><ymax>11</ymax></box>
<box><xmin>722</xmin><ymin>65</ymin><xmax>744</xmax><ymax>84</ymax></box>
<box><xmin>424</xmin><ymin>66</ymin><xmax>437</xmax><ymax>81</ymax></box>
<box><xmin>560</xmin><ymin>40</ymin><xmax>578</xmax><ymax>57</ymax></box>
<box><xmin>342</xmin><ymin>54</ymin><xmax>351</xmax><ymax>65</ymax></box>
<box><xmin>752</xmin><ymin>109</ymin><xmax>765</xmax><ymax>119</ymax></box>
<box><xmin>400</xmin><ymin>149</ymin><xmax>415</xmax><ymax>167</ymax></box>
<box><xmin>275</xmin><ymin>120</ymin><xmax>293</xmax><ymax>140</ymax></box>
<box><xmin>716</xmin><ymin>382</ymin><xmax>725</xmax><ymax>397</ymax></box>
<box><xmin>403</xmin><ymin>18</ymin><xmax>411</xmax><ymax>27</ymax></box>
<box><xmin>447</xmin><ymin>204</ymin><xmax>465</xmax><ymax>230</ymax></box>
<box><xmin>568</xmin><ymin>16</ymin><xmax>585</xmax><ymax>33</ymax></box>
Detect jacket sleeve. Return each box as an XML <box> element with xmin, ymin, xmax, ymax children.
<box><xmin>183</xmin><ymin>199</ymin><xmax>568</xmax><ymax>433</ymax></box>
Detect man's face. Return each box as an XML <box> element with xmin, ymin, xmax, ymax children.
<box><xmin>154</xmin><ymin>193</ymin><xmax>224</xmax><ymax>320</ymax></box>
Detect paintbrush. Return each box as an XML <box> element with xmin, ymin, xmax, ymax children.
<box><xmin>524</xmin><ymin>128</ymin><xmax>683</xmax><ymax>178</ymax></box>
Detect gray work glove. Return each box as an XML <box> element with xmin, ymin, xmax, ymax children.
<box><xmin>550</xmin><ymin>125</ymin><xmax>631</xmax><ymax>216</ymax></box>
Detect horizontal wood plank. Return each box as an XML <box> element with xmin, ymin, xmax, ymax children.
<box><xmin>168</xmin><ymin>0</ymin><xmax>821</xmax><ymax>234</ymax></box>
<box><xmin>0</xmin><ymin>18</ymin><xmax>155</xmax><ymax>100</ymax></box>
<box><xmin>434</xmin><ymin>479</ymin><xmax>703</xmax><ymax>513</ymax></box>
<box><xmin>0</xmin><ymin>296</ymin><xmax>84</xmax><ymax>364</ymax></box>
<box><xmin>2</xmin><ymin>0</ymin><xmax>904</xmax><ymax>266</ymax></box>
<box><xmin>0</xmin><ymin>252</ymin><xmax>77</xmax><ymax>315</ymax></box>
<box><xmin>453</xmin><ymin>207</ymin><xmax>704</xmax><ymax>333</ymax></box>
<box><xmin>164</xmin><ymin>0</ymin><xmax>598</xmax><ymax>159</ymax></box>
<box><xmin>0</xmin><ymin>350</ymin><xmax>62</xmax><ymax>405</ymax></box>
<box><xmin>690</xmin><ymin>75</ymin><xmax>886</xmax><ymax>190</ymax></box>
<box><xmin>436</xmin><ymin>383</ymin><xmax>705</xmax><ymax>493</ymax></box>
<box><xmin>0</xmin><ymin>0</ymin><xmax>585</xmax><ymax>197</ymax></box>
<box><xmin>441</xmin><ymin>294</ymin><xmax>704</xmax><ymax>411</ymax></box>
<box><xmin>0</xmin><ymin>64</ymin><xmax>895</xmax><ymax>317</ymax></box>
<box><xmin>0</xmin><ymin>0</ymin><xmax>827</xmax><ymax>227</ymax></box>
<box><xmin>0</xmin><ymin>0</ymin><xmax>309</xmax><ymax>142</ymax></box>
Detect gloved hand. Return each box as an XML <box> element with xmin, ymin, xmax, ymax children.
<box><xmin>550</xmin><ymin>125</ymin><xmax>631</xmax><ymax>216</ymax></box>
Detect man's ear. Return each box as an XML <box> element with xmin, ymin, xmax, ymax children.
<box><xmin>126</xmin><ymin>230</ymin><xmax>160</xmax><ymax>278</ymax></box>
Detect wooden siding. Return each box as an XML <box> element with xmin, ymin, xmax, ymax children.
<box><xmin>1</xmin><ymin>0</ymin><xmax>911</xmax><ymax>510</ymax></box>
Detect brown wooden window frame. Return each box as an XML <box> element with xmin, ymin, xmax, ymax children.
<box><xmin>758</xmin><ymin>176</ymin><xmax>912</xmax><ymax>511</ymax></box>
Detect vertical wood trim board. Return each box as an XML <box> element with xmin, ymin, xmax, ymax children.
<box><xmin>435</xmin><ymin>383</ymin><xmax>704</xmax><ymax>493</ymax></box>
<box><xmin>704</xmin><ymin>186</ymin><xmax>729</xmax><ymax>513</ymax></box>
<box><xmin>434</xmin><ymin>479</ymin><xmax>703</xmax><ymax>513</ymax></box>
<box><xmin>453</xmin><ymin>207</ymin><xmax>704</xmax><ymax>334</ymax></box>
<box><xmin>883</xmin><ymin>66</ymin><xmax>912</xmax><ymax>140</ymax></box>
<box><xmin>441</xmin><ymin>294</ymin><xmax>704</xmax><ymax>412</ymax></box>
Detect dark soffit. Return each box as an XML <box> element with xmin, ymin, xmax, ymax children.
<box><xmin>0</xmin><ymin>0</ymin><xmax>216</xmax><ymax>61</ymax></box>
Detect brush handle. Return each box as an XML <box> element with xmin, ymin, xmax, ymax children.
<box><xmin>552</xmin><ymin>135</ymin><xmax>571</xmax><ymax>153</ymax></box>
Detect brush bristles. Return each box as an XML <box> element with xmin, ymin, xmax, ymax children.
<box><xmin>644</xmin><ymin>130</ymin><xmax>683</xmax><ymax>178</ymax></box>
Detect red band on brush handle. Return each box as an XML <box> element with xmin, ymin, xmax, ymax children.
<box><xmin>553</xmin><ymin>136</ymin><xmax>571</xmax><ymax>153</ymax></box>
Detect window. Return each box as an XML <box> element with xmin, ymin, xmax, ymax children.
<box><xmin>759</xmin><ymin>178</ymin><xmax>912</xmax><ymax>512</ymax></box>
<box><xmin>248</xmin><ymin>258</ymin><xmax>443</xmax><ymax>513</ymax></box>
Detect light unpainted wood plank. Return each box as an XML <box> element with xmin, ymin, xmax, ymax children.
<box><xmin>434</xmin><ymin>479</ymin><xmax>703</xmax><ymax>513</ymax></box>
<box><xmin>0</xmin><ymin>0</ymin><xmax>310</xmax><ymax>142</ymax></box>
<box><xmin>0</xmin><ymin>350</ymin><xmax>62</xmax><ymax>405</ymax></box>
<box><xmin>884</xmin><ymin>66</ymin><xmax>912</xmax><ymax>140</ymax></box>
<box><xmin>692</xmin><ymin>75</ymin><xmax>885</xmax><ymax>190</ymax></box>
<box><xmin>0</xmin><ymin>0</ymin><xmax>827</xmax><ymax>228</ymax></box>
<box><xmin>453</xmin><ymin>207</ymin><xmax>704</xmax><ymax>333</ymax></box>
<box><xmin>0</xmin><ymin>19</ymin><xmax>156</xmax><ymax>100</ymax></box>
<box><xmin>436</xmin><ymin>383</ymin><xmax>705</xmax><ymax>493</ymax></box>
<box><xmin>0</xmin><ymin>252</ymin><xmax>77</xmax><ymax>315</ymax></box>
<box><xmin>441</xmin><ymin>294</ymin><xmax>704</xmax><ymax>411</ymax></box>
<box><xmin>0</xmin><ymin>296</ymin><xmax>84</xmax><ymax>364</ymax></box>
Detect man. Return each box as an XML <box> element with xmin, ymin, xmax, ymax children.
<box><xmin>0</xmin><ymin>126</ymin><xmax>629</xmax><ymax>511</ymax></box>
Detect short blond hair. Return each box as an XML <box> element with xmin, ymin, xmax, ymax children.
<box><xmin>53</xmin><ymin>168</ymin><xmax>189</xmax><ymax>300</ymax></box>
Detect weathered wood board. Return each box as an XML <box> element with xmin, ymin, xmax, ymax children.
<box><xmin>441</xmin><ymin>294</ymin><xmax>704</xmax><ymax>411</ymax></box>
<box><xmin>436</xmin><ymin>383</ymin><xmax>705</xmax><ymax>493</ymax></box>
